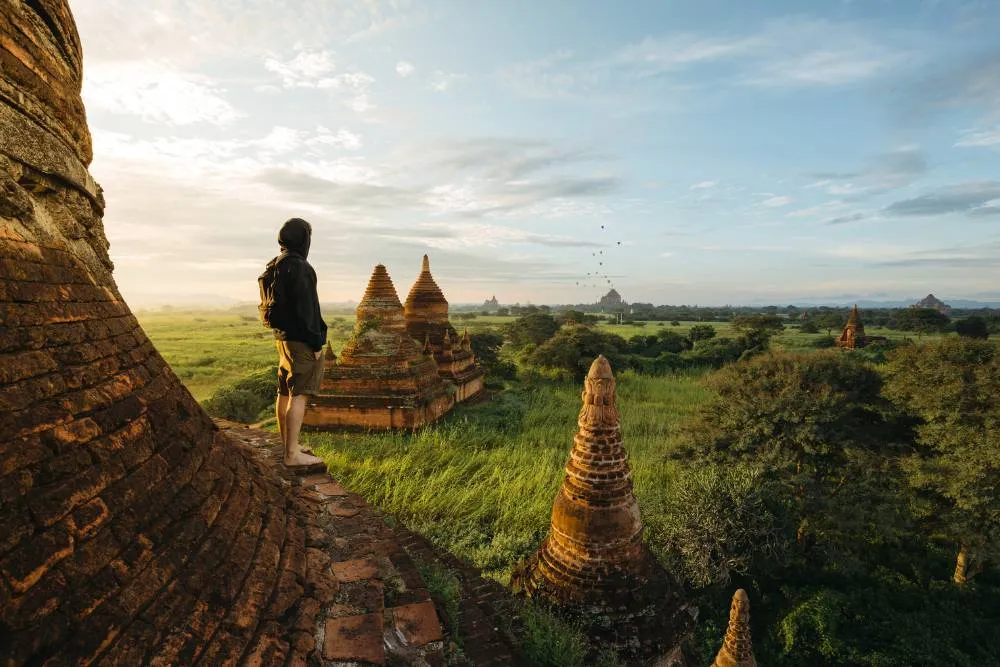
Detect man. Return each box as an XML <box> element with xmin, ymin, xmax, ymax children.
<box><xmin>270</xmin><ymin>217</ymin><xmax>327</xmax><ymax>467</ymax></box>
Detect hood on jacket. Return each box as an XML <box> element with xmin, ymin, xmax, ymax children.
<box><xmin>278</xmin><ymin>217</ymin><xmax>312</xmax><ymax>258</ymax></box>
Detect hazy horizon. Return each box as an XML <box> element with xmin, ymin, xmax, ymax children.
<box><xmin>73</xmin><ymin>0</ymin><xmax>1000</xmax><ymax>306</ymax></box>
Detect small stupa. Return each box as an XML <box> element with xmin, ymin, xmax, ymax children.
<box><xmin>512</xmin><ymin>356</ymin><xmax>693</xmax><ymax>659</ymax></box>
<box><xmin>836</xmin><ymin>304</ymin><xmax>867</xmax><ymax>350</ymax></box>
<box><xmin>303</xmin><ymin>264</ymin><xmax>453</xmax><ymax>430</ymax></box>
<box><xmin>404</xmin><ymin>255</ymin><xmax>484</xmax><ymax>402</ymax></box>
<box><xmin>712</xmin><ymin>590</ymin><xmax>756</xmax><ymax>667</ymax></box>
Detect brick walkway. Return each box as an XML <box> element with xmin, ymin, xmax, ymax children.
<box><xmin>218</xmin><ymin>421</ymin><xmax>449</xmax><ymax>666</ymax></box>
<box><xmin>393</xmin><ymin>530</ymin><xmax>523</xmax><ymax>666</ymax></box>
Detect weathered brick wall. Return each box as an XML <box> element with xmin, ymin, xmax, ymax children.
<box><xmin>0</xmin><ymin>3</ymin><xmax>325</xmax><ymax>663</ymax></box>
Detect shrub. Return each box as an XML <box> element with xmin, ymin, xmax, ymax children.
<box><xmin>202</xmin><ymin>367</ymin><xmax>277</xmax><ymax>423</ymax></box>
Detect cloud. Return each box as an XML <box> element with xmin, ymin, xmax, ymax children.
<box><xmin>805</xmin><ymin>146</ymin><xmax>927</xmax><ymax>198</ymax></box>
<box><xmin>955</xmin><ymin>126</ymin><xmax>1000</xmax><ymax>147</ymax></box>
<box><xmin>307</xmin><ymin>126</ymin><xmax>363</xmax><ymax>151</ymax></box>
<box><xmin>824</xmin><ymin>212</ymin><xmax>867</xmax><ymax>225</ymax></box>
<box><xmin>690</xmin><ymin>181</ymin><xmax>717</xmax><ymax>190</ymax></box>
<box><xmin>498</xmin><ymin>18</ymin><xmax>918</xmax><ymax>101</ymax></box>
<box><xmin>883</xmin><ymin>181</ymin><xmax>1000</xmax><ymax>217</ymax></box>
<box><xmin>264</xmin><ymin>49</ymin><xmax>336</xmax><ymax>87</ymax></box>
<box><xmin>871</xmin><ymin>242</ymin><xmax>1000</xmax><ymax>268</ymax></box>
<box><xmin>761</xmin><ymin>195</ymin><xmax>792</xmax><ymax>207</ymax></box>
<box><xmin>396</xmin><ymin>60</ymin><xmax>415</xmax><ymax>77</ymax></box>
<box><xmin>83</xmin><ymin>61</ymin><xmax>241</xmax><ymax>125</ymax></box>
<box><xmin>428</xmin><ymin>70</ymin><xmax>466</xmax><ymax>92</ymax></box>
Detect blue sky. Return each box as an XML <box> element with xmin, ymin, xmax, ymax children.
<box><xmin>72</xmin><ymin>0</ymin><xmax>1000</xmax><ymax>306</ymax></box>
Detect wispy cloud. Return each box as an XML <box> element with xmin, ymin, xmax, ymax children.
<box><xmin>396</xmin><ymin>60</ymin><xmax>415</xmax><ymax>77</ymax></box>
<box><xmin>264</xmin><ymin>50</ymin><xmax>337</xmax><ymax>87</ymax></box>
<box><xmin>690</xmin><ymin>180</ymin><xmax>717</xmax><ymax>190</ymax></box>
<box><xmin>83</xmin><ymin>61</ymin><xmax>242</xmax><ymax>125</ymax></box>
<box><xmin>761</xmin><ymin>195</ymin><xmax>792</xmax><ymax>207</ymax></box>
<box><xmin>883</xmin><ymin>181</ymin><xmax>1000</xmax><ymax>217</ymax></box>
<box><xmin>805</xmin><ymin>146</ymin><xmax>927</xmax><ymax>198</ymax></box>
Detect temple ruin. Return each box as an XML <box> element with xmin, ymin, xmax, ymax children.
<box><xmin>404</xmin><ymin>255</ymin><xmax>484</xmax><ymax>403</ymax></box>
<box><xmin>836</xmin><ymin>304</ymin><xmax>868</xmax><ymax>350</ymax></box>
<box><xmin>712</xmin><ymin>589</ymin><xmax>756</xmax><ymax>667</ymax></box>
<box><xmin>303</xmin><ymin>264</ymin><xmax>454</xmax><ymax>430</ymax></box>
<box><xmin>0</xmin><ymin>3</ymin><xmax>449</xmax><ymax>663</ymax></box>
<box><xmin>512</xmin><ymin>355</ymin><xmax>693</xmax><ymax>661</ymax></box>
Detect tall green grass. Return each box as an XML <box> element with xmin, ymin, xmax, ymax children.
<box><xmin>303</xmin><ymin>371</ymin><xmax>713</xmax><ymax>582</ymax></box>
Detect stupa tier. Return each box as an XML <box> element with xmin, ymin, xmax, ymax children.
<box><xmin>403</xmin><ymin>255</ymin><xmax>484</xmax><ymax>403</ymax></box>
<box><xmin>303</xmin><ymin>264</ymin><xmax>454</xmax><ymax>430</ymax></box>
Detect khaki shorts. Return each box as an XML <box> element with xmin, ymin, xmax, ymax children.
<box><xmin>276</xmin><ymin>340</ymin><xmax>324</xmax><ymax>396</ymax></box>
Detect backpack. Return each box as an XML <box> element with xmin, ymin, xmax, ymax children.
<box><xmin>258</xmin><ymin>255</ymin><xmax>289</xmax><ymax>329</ymax></box>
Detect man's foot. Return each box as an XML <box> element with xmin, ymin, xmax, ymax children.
<box><xmin>284</xmin><ymin>450</ymin><xmax>325</xmax><ymax>468</ymax></box>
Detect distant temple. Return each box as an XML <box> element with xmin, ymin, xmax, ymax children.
<box><xmin>598</xmin><ymin>288</ymin><xmax>625</xmax><ymax>309</ymax></box>
<box><xmin>836</xmin><ymin>305</ymin><xmax>868</xmax><ymax>350</ymax></box>
<box><xmin>914</xmin><ymin>293</ymin><xmax>951</xmax><ymax>315</ymax></box>
<box><xmin>483</xmin><ymin>294</ymin><xmax>499</xmax><ymax>310</ymax></box>
<box><xmin>512</xmin><ymin>356</ymin><xmax>693</xmax><ymax>660</ymax></box>
<box><xmin>304</xmin><ymin>264</ymin><xmax>454</xmax><ymax>430</ymax></box>
<box><xmin>405</xmin><ymin>255</ymin><xmax>485</xmax><ymax>403</ymax></box>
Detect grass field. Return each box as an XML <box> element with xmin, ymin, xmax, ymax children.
<box><xmin>301</xmin><ymin>371</ymin><xmax>713</xmax><ymax>583</ymax></box>
<box><xmin>135</xmin><ymin>309</ymin><xmax>355</xmax><ymax>400</ymax></box>
<box><xmin>136</xmin><ymin>308</ymin><xmax>938</xmax><ymax>400</ymax></box>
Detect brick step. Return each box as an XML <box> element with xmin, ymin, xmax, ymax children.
<box><xmin>217</xmin><ymin>422</ymin><xmax>448</xmax><ymax>666</ymax></box>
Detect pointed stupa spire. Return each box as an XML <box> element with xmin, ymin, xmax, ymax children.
<box><xmin>405</xmin><ymin>254</ymin><xmax>448</xmax><ymax>322</ymax></box>
<box><xmin>712</xmin><ymin>589</ymin><xmax>756</xmax><ymax>667</ymax></box>
<box><xmin>461</xmin><ymin>329</ymin><xmax>471</xmax><ymax>351</ymax></box>
<box><xmin>356</xmin><ymin>264</ymin><xmax>405</xmax><ymax>329</ymax></box>
<box><xmin>422</xmin><ymin>333</ymin><xmax>433</xmax><ymax>356</ymax></box>
<box><xmin>847</xmin><ymin>303</ymin><xmax>860</xmax><ymax>324</ymax></box>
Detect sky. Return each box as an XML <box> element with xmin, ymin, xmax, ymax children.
<box><xmin>70</xmin><ymin>0</ymin><xmax>1000</xmax><ymax>307</ymax></box>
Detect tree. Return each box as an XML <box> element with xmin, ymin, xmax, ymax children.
<box><xmin>894</xmin><ymin>308</ymin><xmax>950</xmax><ymax>338</ymax></box>
<box><xmin>688</xmin><ymin>324</ymin><xmax>716</xmax><ymax>342</ymax></box>
<box><xmin>731</xmin><ymin>314</ymin><xmax>785</xmax><ymax>333</ymax></box>
<box><xmin>883</xmin><ymin>338</ymin><xmax>1000</xmax><ymax>583</ymax></box>
<box><xmin>678</xmin><ymin>352</ymin><xmax>908</xmax><ymax>550</ymax></box>
<box><xmin>505</xmin><ymin>312</ymin><xmax>559</xmax><ymax>349</ymax></box>
<box><xmin>799</xmin><ymin>320</ymin><xmax>819</xmax><ymax>334</ymax></box>
<box><xmin>955</xmin><ymin>316</ymin><xmax>990</xmax><ymax>339</ymax></box>
<box><xmin>814</xmin><ymin>312</ymin><xmax>845</xmax><ymax>336</ymax></box>
<box><xmin>526</xmin><ymin>326</ymin><xmax>627</xmax><ymax>381</ymax></box>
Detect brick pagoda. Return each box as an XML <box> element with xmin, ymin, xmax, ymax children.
<box><xmin>403</xmin><ymin>254</ymin><xmax>484</xmax><ymax>402</ymax></box>
<box><xmin>303</xmin><ymin>264</ymin><xmax>454</xmax><ymax>430</ymax></box>
<box><xmin>712</xmin><ymin>589</ymin><xmax>756</xmax><ymax>667</ymax></box>
<box><xmin>836</xmin><ymin>304</ymin><xmax>868</xmax><ymax>350</ymax></box>
<box><xmin>512</xmin><ymin>355</ymin><xmax>693</xmax><ymax>660</ymax></box>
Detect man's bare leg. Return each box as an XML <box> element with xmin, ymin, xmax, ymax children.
<box><xmin>284</xmin><ymin>394</ymin><xmax>323</xmax><ymax>466</ymax></box>
<box><xmin>276</xmin><ymin>393</ymin><xmax>289</xmax><ymax>446</ymax></box>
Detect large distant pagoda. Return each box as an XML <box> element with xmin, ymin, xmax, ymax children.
<box><xmin>304</xmin><ymin>264</ymin><xmax>453</xmax><ymax>430</ymax></box>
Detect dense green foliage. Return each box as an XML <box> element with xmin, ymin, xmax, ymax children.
<box><xmin>201</xmin><ymin>366</ymin><xmax>277</xmax><ymax>422</ymax></box>
<box><xmin>884</xmin><ymin>338</ymin><xmax>1000</xmax><ymax>581</ymax></box>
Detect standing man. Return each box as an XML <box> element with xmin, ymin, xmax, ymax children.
<box><xmin>266</xmin><ymin>217</ymin><xmax>327</xmax><ymax>467</ymax></box>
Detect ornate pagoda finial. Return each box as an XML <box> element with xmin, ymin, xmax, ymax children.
<box><xmin>712</xmin><ymin>589</ymin><xmax>756</xmax><ymax>667</ymax></box>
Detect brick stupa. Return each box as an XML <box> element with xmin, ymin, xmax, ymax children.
<box><xmin>303</xmin><ymin>264</ymin><xmax>454</xmax><ymax>430</ymax></box>
<box><xmin>403</xmin><ymin>255</ymin><xmax>484</xmax><ymax>402</ymax></box>
<box><xmin>512</xmin><ymin>356</ymin><xmax>693</xmax><ymax>660</ymax></box>
<box><xmin>712</xmin><ymin>589</ymin><xmax>757</xmax><ymax>667</ymax></box>
<box><xmin>836</xmin><ymin>304</ymin><xmax>868</xmax><ymax>350</ymax></box>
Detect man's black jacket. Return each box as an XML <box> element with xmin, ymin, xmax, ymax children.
<box><xmin>271</xmin><ymin>220</ymin><xmax>327</xmax><ymax>351</ymax></box>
